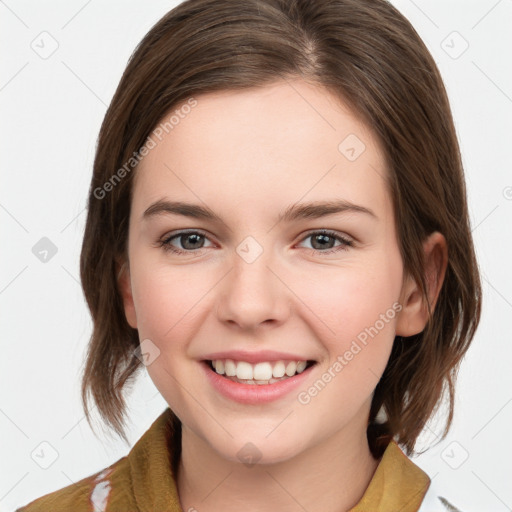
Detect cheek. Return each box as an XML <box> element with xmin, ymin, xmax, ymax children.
<box><xmin>130</xmin><ymin>258</ymin><xmax>214</xmax><ymax>346</ymax></box>
<box><xmin>294</xmin><ymin>258</ymin><xmax>402</xmax><ymax>341</ymax></box>
<box><xmin>292</xmin><ymin>257</ymin><xmax>403</xmax><ymax>406</ymax></box>
<box><xmin>129</xmin><ymin>261</ymin><xmax>213</xmax><ymax>408</ymax></box>
<box><xmin>295</xmin><ymin>276</ymin><xmax>401</xmax><ymax>414</ymax></box>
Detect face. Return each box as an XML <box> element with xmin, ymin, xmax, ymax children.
<box><xmin>119</xmin><ymin>79</ymin><xmax>421</xmax><ymax>465</ymax></box>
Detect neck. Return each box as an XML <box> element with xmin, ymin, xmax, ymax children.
<box><xmin>176</xmin><ymin>416</ymin><xmax>380</xmax><ymax>512</ymax></box>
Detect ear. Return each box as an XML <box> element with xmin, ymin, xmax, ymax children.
<box><xmin>116</xmin><ymin>257</ymin><xmax>138</xmax><ymax>329</ymax></box>
<box><xmin>396</xmin><ymin>231</ymin><xmax>448</xmax><ymax>336</ymax></box>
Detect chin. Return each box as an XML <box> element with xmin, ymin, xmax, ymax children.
<box><xmin>207</xmin><ymin>430</ymin><xmax>308</xmax><ymax>467</ymax></box>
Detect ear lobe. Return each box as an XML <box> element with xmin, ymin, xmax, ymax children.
<box><xmin>396</xmin><ymin>231</ymin><xmax>448</xmax><ymax>337</ymax></box>
<box><xmin>116</xmin><ymin>258</ymin><xmax>138</xmax><ymax>329</ymax></box>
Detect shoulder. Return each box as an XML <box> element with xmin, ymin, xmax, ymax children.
<box><xmin>14</xmin><ymin>408</ymin><xmax>178</xmax><ymax>512</ymax></box>
<box><xmin>14</xmin><ymin>460</ymin><xmax>127</xmax><ymax>512</ymax></box>
<box><xmin>418</xmin><ymin>481</ymin><xmax>465</xmax><ymax>512</ymax></box>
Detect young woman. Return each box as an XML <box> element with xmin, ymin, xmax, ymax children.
<box><xmin>17</xmin><ymin>0</ymin><xmax>481</xmax><ymax>510</ymax></box>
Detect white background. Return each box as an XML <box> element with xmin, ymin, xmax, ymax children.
<box><xmin>1</xmin><ymin>1</ymin><xmax>511</xmax><ymax>511</ymax></box>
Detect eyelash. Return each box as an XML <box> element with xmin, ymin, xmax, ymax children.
<box><xmin>157</xmin><ymin>229</ymin><xmax>354</xmax><ymax>256</ymax></box>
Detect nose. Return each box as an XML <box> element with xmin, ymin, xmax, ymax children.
<box><xmin>215</xmin><ymin>242</ymin><xmax>290</xmax><ymax>331</ymax></box>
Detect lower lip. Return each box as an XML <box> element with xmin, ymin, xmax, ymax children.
<box><xmin>201</xmin><ymin>361</ymin><xmax>316</xmax><ymax>404</ymax></box>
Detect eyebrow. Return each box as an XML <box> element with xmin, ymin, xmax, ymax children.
<box><xmin>142</xmin><ymin>198</ymin><xmax>376</xmax><ymax>224</ymax></box>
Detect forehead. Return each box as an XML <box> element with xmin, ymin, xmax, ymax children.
<box><xmin>132</xmin><ymin>79</ymin><xmax>390</xmax><ymax>223</ymax></box>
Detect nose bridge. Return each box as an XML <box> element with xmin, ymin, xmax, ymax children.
<box><xmin>216</xmin><ymin>234</ymin><xmax>288</xmax><ymax>328</ymax></box>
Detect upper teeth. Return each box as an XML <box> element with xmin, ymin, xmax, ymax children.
<box><xmin>212</xmin><ymin>359</ymin><xmax>308</xmax><ymax>380</ymax></box>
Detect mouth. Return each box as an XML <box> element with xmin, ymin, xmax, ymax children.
<box><xmin>202</xmin><ymin>358</ymin><xmax>317</xmax><ymax>385</ymax></box>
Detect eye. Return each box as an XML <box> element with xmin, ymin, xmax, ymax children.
<box><xmin>296</xmin><ymin>230</ymin><xmax>354</xmax><ymax>255</ymax></box>
<box><xmin>158</xmin><ymin>230</ymin><xmax>213</xmax><ymax>255</ymax></box>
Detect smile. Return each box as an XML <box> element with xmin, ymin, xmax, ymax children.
<box><xmin>208</xmin><ymin>359</ymin><xmax>315</xmax><ymax>385</ymax></box>
<box><xmin>201</xmin><ymin>358</ymin><xmax>318</xmax><ymax>404</ymax></box>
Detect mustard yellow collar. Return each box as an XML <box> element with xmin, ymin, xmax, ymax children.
<box><xmin>349</xmin><ymin>439</ymin><xmax>430</xmax><ymax>511</ymax></box>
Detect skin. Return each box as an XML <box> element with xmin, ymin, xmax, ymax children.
<box><xmin>118</xmin><ymin>79</ymin><xmax>447</xmax><ymax>512</ymax></box>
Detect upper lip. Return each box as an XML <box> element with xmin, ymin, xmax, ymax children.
<box><xmin>201</xmin><ymin>350</ymin><xmax>315</xmax><ymax>364</ymax></box>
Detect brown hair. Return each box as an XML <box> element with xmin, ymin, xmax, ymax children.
<box><xmin>79</xmin><ymin>0</ymin><xmax>481</xmax><ymax>458</ymax></box>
